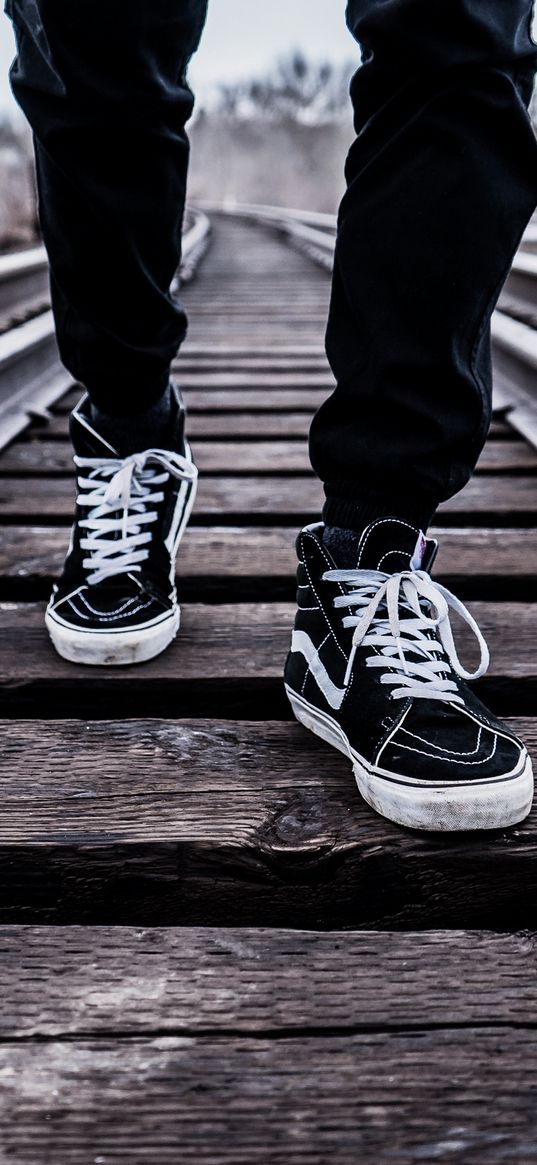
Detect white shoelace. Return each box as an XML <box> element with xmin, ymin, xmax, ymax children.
<box><xmin>322</xmin><ymin>568</ymin><xmax>490</xmax><ymax>705</ymax></box>
<box><xmin>74</xmin><ymin>449</ymin><xmax>198</xmax><ymax>585</ymax></box>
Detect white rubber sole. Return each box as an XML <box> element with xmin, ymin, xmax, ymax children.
<box><xmin>285</xmin><ymin>685</ymin><xmax>534</xmax><ymax>832</ymax></box>
<box><xmin>45</xmin><ymin>608</ymin><xmax>180</xmax><ymax>666</ymax></box>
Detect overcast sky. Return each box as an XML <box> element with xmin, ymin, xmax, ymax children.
<box><xmin>0</xmin><ymin>1</ymin><xmax>357</xmax><ymax>118</ymax></box>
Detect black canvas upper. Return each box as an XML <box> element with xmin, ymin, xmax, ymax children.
<box><xmin>48</xmin><ymin>385</ymin><xmax>196</xmax><ymax>633</ymax></box>
<box><xmin>285</xmin><ymin>521</ymin><xmax>523</xmax><ymax>785</ymax></box>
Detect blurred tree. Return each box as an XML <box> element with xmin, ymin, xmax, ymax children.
<box><xmin>218</xmin><ymin>51</ymin><xmax>354</xmax><ymax>125</ymax></box>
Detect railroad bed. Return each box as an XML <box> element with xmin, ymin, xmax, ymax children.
<box><xmin>1</xmin><ymin>214</ymin><xmax>537</xmax><ymax>1162</ymax></box>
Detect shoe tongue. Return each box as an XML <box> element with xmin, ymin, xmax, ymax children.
<box><xmin>355</xmin><ymin>519</ymin><xmax>428</xmax><ymax>573</ymax></box>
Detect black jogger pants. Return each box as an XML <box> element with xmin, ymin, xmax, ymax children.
<box><xmin>5</xmin><ymin>0</ymin><xmax>537</xmax><ymax>529</ymax></box>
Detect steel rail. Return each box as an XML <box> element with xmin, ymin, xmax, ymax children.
<box><xmin>172</xmin><ymin>208</ymin><xmax>211</xmax><ymax>288</ymax></box>
<box><xmin>501</xmin><ymin>249</ymin><xmax>537</xmax><ymax>328</ymax></box>
<box><xmin>194</xmin><ymin>200</ymin><xmax>336</xmax><ymax>269</ymax></box>
<box><xmin>0</xmin><ymin>244</ymin><xmax>50</xmax><ymax>327</ymax></box>
<box><xmin>487</xmin><ymin>244</ymin><xmax>537</xmax><ymax>444</ymax></box>
<box><xmin>0</xmin><ymin>209</ymin><xmax>212</xmax><ymax>451</ymax></box>
<box><xmin>0</xmin><ymin>311</ymin><xmax>72</xmax><ymax>450</ymax></box>
<box><xmin>491</xmin><ymin>311</ymin><xmax>537</xmax><ymax>447</ymax></box>
<box><xmin>0</xmin><ymin>208</ymin><xmax>211</xmax><ymax>329</ymax></box>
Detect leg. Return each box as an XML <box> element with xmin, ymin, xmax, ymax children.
<box><xmin>285</xmin><ymin>1</ymin><xmax>537</xmax><ymax>831</ymax></box>
<box><xmin>5</xmin><ymin>0</ymin><xmax>207</xmax><ymax>415</ymax></box>
<box><xmin>310</xmin><ymin>0</ymin><xmax>537</xmax><ymax>532</ymax></box>
<box><xmin>5</xmin><ymin>0</ymin><xmax>206</xmax><ymax>665</ymax></box>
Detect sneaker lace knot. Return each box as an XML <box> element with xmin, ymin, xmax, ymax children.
<box><xmin>322</xmin><ymin>568</ymin><xmax>490</xmax><ymax>705</ymax></box>
<box><xmin>74</xmin><ymin>448</ymin><xmax>198</xmax><ymax>585</ymax></box>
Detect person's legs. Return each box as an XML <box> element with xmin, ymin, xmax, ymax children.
<box><xmin>5</xmin><ymin>0</ymin><xmax>207</xmax><ymax>419</ymax></box>
<box><xmin>5</xmin><ymin>0</ymin><xmax>207</xmax><ymax>664</ymax></box>
<box><xmin>311</xmin><ymin>0</ymin><xmax>537</xmax><ymax>536</ymax></box>
<box><xmin>285</xmin><ymin>0</ymin><xmax>537</xmax><ymax>830</ymax></box>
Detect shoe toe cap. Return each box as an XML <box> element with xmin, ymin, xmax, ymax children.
<box><xmin>50</xmin><ymin>583</ymin><xmax>170</xmax><ymax>631</ymax></box>
<box><xmin>376</xmin><ymin>702</ymin><xmax>525</xmax><ymax>784</ymax></box>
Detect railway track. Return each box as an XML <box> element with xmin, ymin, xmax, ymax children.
<box><xmin>201</xmin><ymin>203</ymin><xmax>537</xmax><ymax>447</ymax></box>
<box><xmin>0</xmin><ymin>243</ymin><xmax>49</xmax><ymax>330</ymax></box>
<box><xmin>0</xmin><ymin>209</ymin><xmax>537</xmax><ymax>1160</ymax></box>
<box><xmin>0</xmin><ymin>209</ymin><xmax>210</xmax><ymax>450</ymax></box>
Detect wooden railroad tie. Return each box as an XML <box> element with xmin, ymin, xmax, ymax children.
<box><xmin>0</xmin><ymin>213</ymin><xmax>536</xmax><ymax>1162</ymax></box>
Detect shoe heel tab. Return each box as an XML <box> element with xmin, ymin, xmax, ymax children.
<box><xmin>423</xmin><ymin>538</ymin><xmax>439</xmax><ymax>573</ymax></box>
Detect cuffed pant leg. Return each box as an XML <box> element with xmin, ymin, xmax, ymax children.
<box><xmin>5</xmin><ymin>0</ymin><xmax>208</xmax><ymax>414</ymax></box>
<box><xmin>310</xmin><ymin>0</ymin><xmax>537</xmax><ymax>531</ymax></box>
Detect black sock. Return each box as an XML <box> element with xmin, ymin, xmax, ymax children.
<box><xmin>322</xmin><ymin>525</ymin><xmax>361</xmax><ymax>568</ymax></box>
<box><xmin>91</xmin><ymin>382</ymin><xmax>174</xmax><ymax>455</ymax></box>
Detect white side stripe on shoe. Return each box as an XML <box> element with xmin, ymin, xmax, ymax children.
<box><xmin>291</xmin><ymin>629</ymin><xmax>346</xmax><ymax>710</ymax></box>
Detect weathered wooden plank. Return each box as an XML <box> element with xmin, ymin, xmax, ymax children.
<box><xmin>3</xmin><ymin>716</ymin><xmax>535</xmax><ymax>798</ymax></box>
<box><xmin>0</xmin><ymin>718</ymin><xmax>350</xmax><ymax>798</ymax></box>
<box><xmin>44</xmin><ymin>412</ymin><xmax>321</xmax><ymax>441</ymax></box>
<box><xmin>51</xmin><ymin>363</ymin><xmax>332</xmax><ymax>415</ymax></box>
<box><xmin>0</xmin><ymin>719</ymin><xmax>535</xmax><ymax>928</ymax></box>
<box><xmin>184</xmin><ymin>413</ymin><xmax>316</xmax><ymax>437</ymax></box>
<box><xmin>0</xmin><ymin>526</ymin><xmax>535</xmax><ymax>586</ymax></box>
<box><xmin>175</xmin><ymin>356</ymin><xmax>331</xmax><ymax>369</ymax></box>
<box><xmin>178</xmin><ymin>346</ymin><xmax>327</xmax><ymax>357</ymax></box>
<box><xmin>178</xmin><ymin>371</ymin><xmax>336</xmax><ymax>387</ymax></box>
<box><xmin>0</xmin><ymin>601</ymin><xmax>532</xmax><ymax>683</ymax></box>
<box><xmin>2</xmin><ymin>926</ymin><xmax>537</xmax><ymax>1036</ymax></box>
<box><xmin>0</xmin><ymin>473</ymin><xmax>535</xmax><ymax>519</ymax></box>
<box><xmin>3</xmin><ymin>438</ymin><xmax>535</xmax><ymax>475</ymax></box>
<box><xmin>1</xmin><ymin>439</ymin><xmax>313</xmax><ymax>475</ymax></box>
<box><xmin>43</xmin><ymin>391</ymin><xmax>331</xmax><ymax>433</ymax></box>
<box><xmin>37</xmin><ymin>405</ymin><xmax>514</xmax><ymax>442</ymax></box>
<box><xmin>1</xmin><ymin>1029</ymin><xmax>536</xmax><ymax>1164</ymax></box>
<box><xmin>185</xmin><ymin>326</ymin><xmax>327</xmax><ymax>341</ymax></box>
<box><xmin>51</xmin><ymin>390</ymin><xmax>515</xmax><ymax>443</ymax></box>
<box><xmin>0</xmin><ymin>713</ymin><xmax>534</xmax><ymax>817</ymax></box>
<box><xmin>0</xmin><ymin>597</ymin><xmax>529</xmax><ymax>719</ymax></box>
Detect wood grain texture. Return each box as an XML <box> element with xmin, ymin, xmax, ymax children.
<box><xmin>53</xmin><ymin>390</ymin><xmax>515</xmax><ymax>441</ymax></box>
<box><xmin>0</xmin><ymin>719</ymin><xmax>535</xmax><ymax>926</ymax></box>
<box><xmin>0</xmin><ymin>601</ymin><xmax>533</xmax><ymax>683</ymax></box>
<box><xmin>42</xmin><ymin>391</ymin><xmax>331</xmax><ymax>434</ymax></box>
<box><xmin>3</xmin><ymin>438</ymin><xmax>535</xmax><ymax>475</ymax></box>
<box><xmin>0</xmin><ymin>526</ymin><xmax>535</xmax><ymax>585</ymax></box>
<box><xmin>1</xmin><ymin>473</ymin><xmax>536</xmax><ymax>518</ymax></box>
<box><xmin>2</xmin><ymin>926</ymin><xmax>537</xmax><ymax>1035</ymax></box>
<box><xmin>0</xmin><ymin>1030</ymin><xmax>536</xmax><ymax>1164</ymax></box>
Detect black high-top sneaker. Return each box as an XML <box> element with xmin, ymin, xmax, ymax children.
<box><xmin>284</xmin><ymin>519</ymin><xmax>533</xmax><ymax>831</ymax></box>
<box><xmin>45</xmin><ymin>385</ymin><xmax>198</xmax><ymax>665</ymax></box>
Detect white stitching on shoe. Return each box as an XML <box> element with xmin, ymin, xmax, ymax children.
<box><xmin>372</xmin><ymin>695</ymin><xmax>412</xmax><ymax>758</ymax></box>
<box><xmin>399</xmin><ymin>724</ymin><xmax>484</xmax><ymax>757</ymax></box>
<box><xmin>73</xmin><ymin>596</ymin><xmax>154</xmax><ymax>622</ymax></box>
<box><xmin>79</xmin><ymin>593</ymin><xmax>138</xmax><ymax>617</ymax></box>
<box><xmin>357</xmin><ymin>518</ymin><xmax>418</xmax><ymax>568</ymax></box>
<box><xmin>378</xmin><ymin>549</ymin><xmax>413</xmax><ymax>570</ymax></box>
<box><xmin>67</xmin><ymin>598</ymin><xmax>90</xmax><ymax>620</ymax></box>
<box><xmin>391</xmin><ymin>733</ymin><xmax>498</xmax><ymax>765</ymax></box>
<box><xmin>302</xmin><ymin>538</ymin><xmax>348</xmax><ymax>665</ymax></box>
